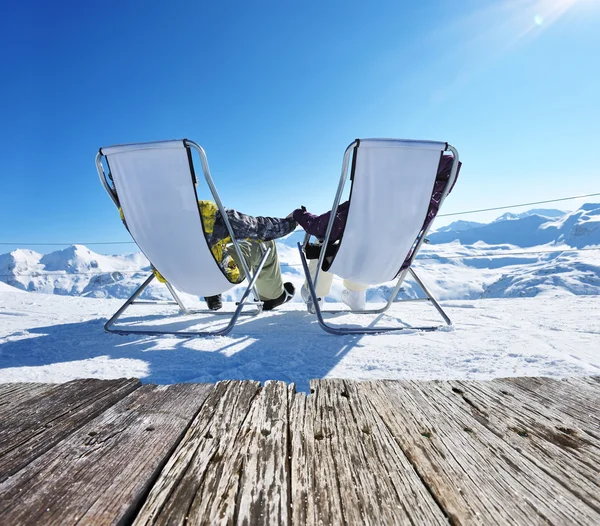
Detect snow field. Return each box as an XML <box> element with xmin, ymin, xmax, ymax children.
<box><xmin>1</xmin><ymin>284</ymin><xmax>598</xmax><ymax>391</ymax></box>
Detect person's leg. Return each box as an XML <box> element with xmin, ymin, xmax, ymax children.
<box><xmin>341</xmin><ymin>279</ymin><xmax>368</xmax><ymax>311</ymax></box>
<box><xmin>306</xmin><ymin>259</ymin><xmax>334</xmax><ymax>298</ymax></box>
<box><xmin>229</xmin><ymin>240</ymin><xmax>284</xmax><ymax>301</ymax></box>
<box><xmin>342</xmin><ymin>279</ymin><xmax>368</xmax><ymax>292</ymax></box>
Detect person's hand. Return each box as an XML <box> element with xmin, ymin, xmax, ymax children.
<box><xmin>287</xmin><ymin>205</ymin><xmax>306</xmax><ymax>219</ymax></box>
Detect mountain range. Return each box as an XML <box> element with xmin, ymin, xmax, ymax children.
<box><xmin>1</xmin><ymin>203</ymin><xmax>599</xmax><ymax>302</ymax></box>
<box><xmin>427</xmin><ymin>204</ymin><xmax>600</xmax><ymax>248</ymax></box>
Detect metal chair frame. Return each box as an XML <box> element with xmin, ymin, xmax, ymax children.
<box><xmin>96</xmin><ymin>139</ymin><xmax>269</xmax><ymax>337</ymax></box>
<box><xmin>298</xmin><ymin>139</ymin><xmax>459</xmax><ymax>335</ymax></box>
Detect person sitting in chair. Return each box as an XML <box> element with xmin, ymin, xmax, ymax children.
<box><xmin>291</xmin><ymin>202</ymin><xmax>368</xmax><ymax>311</ymax></box>
<box><xmin>292</xmin><ymin>153</ymin><xmax>462</xmax><ymax>311</ymax></box>
<box><xmin>199</xmin><ymin>200</ymin><xmax>296</xmax><ymax>311</ymax></box>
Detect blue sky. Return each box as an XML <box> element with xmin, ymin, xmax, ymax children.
<box><xmin>1</xmin><ymin>0</ymin><xmax>599</xmax><ymax>254</ymax></box>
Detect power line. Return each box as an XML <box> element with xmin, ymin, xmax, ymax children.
<box><xmin>438</xmin><ymin>192</ymin><xmax>600</xmax><ymax>217</ymax></box>
<box><xmin>0</xmin><ymin>191</ymin><xmax>598</xmax><ymax>247</ymax></box>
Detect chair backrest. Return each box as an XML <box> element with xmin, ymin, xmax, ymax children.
<box><xmin>100</xmin><ymin>140</ymin><xmax>234</xmax><ymax>297</ymax></box>
<box><xmin>328</xmin><ymin>139</ymin><xmax>451</xmax><ymax>285</ymax></box>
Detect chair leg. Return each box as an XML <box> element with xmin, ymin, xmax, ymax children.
<box><xmin>408</xmin><ymin>268</ymin><xmax>452</xmax><ymax>326</ymax></box>
<box><xmin>103</xmin><ymin>247</ymin><xmax>272</xmax><ymax>338</ymax></box>
<box><xmin>105</xmin><ymin>274</ymin><xmax>156</xmax><ymax>332</ymax></box>
<box><xmin>164</xmin><ymin>281</ymin><xmax>190</xmax><ymax>314</ymax></box>
<box><xmin>297</xmin><ymin>243</ymin><xmax>450</xmax><ymax>335</ymax></box>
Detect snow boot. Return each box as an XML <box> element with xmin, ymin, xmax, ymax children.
<box><xmin>205</xmin><ymin>294</ymin><xmax>223</xmax><ymax>311</ymax></box>
<box><xmin>341</xmin><ymin>288</ymin><xmax>366</xmax><ymax>311</ymax></box>
<box><xmin>263</xmin><ymin>282</ymin><xmax>295</xmax><ymax>311</ymax></box>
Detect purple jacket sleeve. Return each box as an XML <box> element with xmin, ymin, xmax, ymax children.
<box><xmin>292</xmin><ymin>201</ymin><xmax>350</xmax><ymax>241</ymax></box>
<box><xmin>292</xmin><ymin>208</ymin><xmax>327</xmax><ymax>238</ymax></box>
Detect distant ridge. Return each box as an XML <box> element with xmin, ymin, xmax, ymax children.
<box><xmin>428</xmin><ymin>204</ymin><xmax>600</xmax><ymax>248</ymax></box>
<box><xmin>1</xmin><ymin>204</ymin><xmax>599</xmax><ymax>301</ymax></box>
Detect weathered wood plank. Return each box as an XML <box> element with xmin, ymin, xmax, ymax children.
<box><xmin>566</xmin><ymin>375</ymin><xmax>600</xmax><ymax>388</ymax></box>
<box><xmin>231</xmin><ymin>380</ymin><xmax>289</xmax><ymax>525</ymax></box>
<box><xmin>0</xmin><ymin>383</ymin><xmax>56</xmax><ymax>411</ymax></box>
<box><xmin>496</xmin><ymin>376</ymin><xmax>600</xmax><ymax>432</ymax></box>
<box><xmin>0</xmin><ymin>377</ymin><xmax>140</xmax><ymax>482</ymax></box>
<box><xmin>289</xmin><ymin>383</ymin><xmax>344</xmax><ymax>525</ymax></box>
<box><xmin>133</xmin><ymin>380</ymin><xmax>263</xmax><ymax>525</ymax></box>
<box><xmin>447</xmin><ymin>378</ymin><xmax>600</xmax><ymax>513</ymax></box>
<box><xmin>289</xmin><ymin>379</ymin><xmax>449</xmax><ymax>526</ymax></box>
<box><xmin>0</xmin><ymin>383</ymin><xmax>212</xmax><ymax>525</ymax></box>
<box><xmin>359</xmin><ymin>379</ymin><xmax>600</xmax><ymax>525</ymax></box>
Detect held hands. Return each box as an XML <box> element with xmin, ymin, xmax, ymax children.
<box><xmin>286</xmin><ymin>206</ymin><xmax>305</xmax><ymax>219</ymax></box>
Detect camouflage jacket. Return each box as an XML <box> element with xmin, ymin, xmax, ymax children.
<box><xmin>199</xmin><ymin>200</ymin><xmax>296</xmax><ymax>283</ymax></box>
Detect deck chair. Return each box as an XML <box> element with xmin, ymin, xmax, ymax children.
<box><xmin>298</xmin><ymin>138</ymin><xmax>460</xmax><ymax>334</ymax></box>
<box><xmin>95</xmin><ymin>139</ymin><xmax>270</xmax><ymax>337</ymax></box>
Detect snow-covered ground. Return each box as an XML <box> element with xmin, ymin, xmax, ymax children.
<box><xmin>0</xmin><ymin>281</ymin><xmax>598</xmax><ymax>391</ymax></box>
<box><xmin>1</xmin><ymin>203</ymin><xmax>599</xmax><ymax>390</ymax></box>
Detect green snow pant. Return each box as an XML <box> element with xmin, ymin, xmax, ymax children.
<box><xmin>226</xmin><ymin>240</ymin><xmax>284</xmax><ymax>301</ymax></box>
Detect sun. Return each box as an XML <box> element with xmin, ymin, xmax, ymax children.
<box><xmin>513</xmin><ymin>0</ymin><xmax>583</xmax><ymax>42</ymax></box>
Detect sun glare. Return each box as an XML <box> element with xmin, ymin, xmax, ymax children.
<box><xmin>519</xmin><ymin>0</ymin><xmax>580</xmax><ymax>40</ymax></box>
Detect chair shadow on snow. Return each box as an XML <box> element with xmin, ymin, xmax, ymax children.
<box><xmin>0</xmin><ymin>308</ymin><xmax>381</xmax><ymax>393</ymax></box>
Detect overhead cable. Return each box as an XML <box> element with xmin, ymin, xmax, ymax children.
<box><xmin>438</xmin><ymin>192</ymin><xmax>600</xmax><ymax>217</ymax></box>
<box><xmin>1</xmin><ymin>191</ymin><xmax>599</xmax><ymax>246</ymax></box>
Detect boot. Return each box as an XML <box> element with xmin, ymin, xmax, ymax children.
<box><xmin>205</xmin><ymin>294</ymin><xmax>223</xmax><ymax>311</ymax></box>
<box><xmin>341</xmin><ymin>288</ymin><xmax>366</xmax><ymax>311</ymax></box>
<box><xmin>263</xmin><ymin>282</ymin><xmax>295</xmax><ymax>311</ymax></box>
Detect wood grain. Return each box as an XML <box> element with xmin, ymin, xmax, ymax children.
<box><xmin>289</xmin><ymin>379</ymin><xmax>449</xmax><ymax>526</ymax></box>
<box><xmin>0</xmin><ymin>383</ymin><xmax>56</xmax><ymax>411</ymax></box>
<box><xmin>1</xmin><ymin>376</ymin><xmax>598</xmax><ymax>525</ymax></box>
<box><xmin>359</xmin><ymin>379</ymin><xmax>600</xmax><ymax>525</ymax></box>
<box><xmin>496</xmin><ymin>376</ymin><xmax>600</xmax><ymax>432</ymax></box>
<box><xmin>0</xmin><ymin>383</ymin><xmax>211</xmax><ymax>525</ymax></box>
<box><xmin>0</xmin><ymin>377</ymin><xmax>140</xmax><ymax>482</ymax></box>
<box><xmin>133</xmin><ymin>380</ymin><xmax>263</xmax><ymax>525</ymax></box>
<box><xmin>448</xmin><ymin>378</ymin><xmax>600</xmax><ymax>513</ymax></box>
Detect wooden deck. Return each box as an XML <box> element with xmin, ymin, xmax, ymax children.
<box><xmin>0</xmin><ymin>377</ymin><xmax>599</xmax><ymax>525</ymax></box>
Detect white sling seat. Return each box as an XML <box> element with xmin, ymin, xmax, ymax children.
<box><xmin>298</xmin><ymin>138</ymin><xmax>460</xmax><ymax>334</ymax></box>
<box><xmin>96</xmin><ymin>139</ymin><xmax>270</xmax><ymax>337</ymax></box>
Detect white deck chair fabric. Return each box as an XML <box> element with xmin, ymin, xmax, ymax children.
<box><xmin>102</xmin><ymin>140</ymin><xmax>233</xmax><ymax>297</ymax></box>
<box><xmin>327</xmin><ymin>139</ymin><xmax>446</xmax><ymax>285</ymax></box>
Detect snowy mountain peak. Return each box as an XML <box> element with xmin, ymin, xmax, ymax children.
<box><xmin>492</xmin><ymin>208</ymin><xmax>564</xmax><ymax>223</ymax></box>
<box><xmin>435</xmin><ymin>220</ymin><xmax>485</xmax><ymax>233</ymax></box>
<box><xmin>1</xmin><ymin>203</ymin><xmax>599</xmax><ymax>301</ymax></box>
<box><xmin>0</xmin><ymin>244</ymin><xmax>150</xmax><ymax>296</ymax></box>
<box><xmin>0</xmin><ymin>249</ymin><xmax>43</xmax><ymax>275</ymax></box>
<box><xmin>40</xmin><ymin>244</ymin><xmax>100</xmax><ymax>273</ymax></box>
<box><xmin>578</xmin><ymin>202</ymin><xmax>600</xmax><ymax>213</ymax></box>
<box><xmin>429</xmin><ymin>203</ymin><xmax>600</xmax><ymax>248</ymax></box>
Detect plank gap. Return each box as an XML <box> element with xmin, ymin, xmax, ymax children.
<box><xmin>122</xmin><ymin>385</ymin><xmax>213</xmax><ymax>526</ymax></box>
